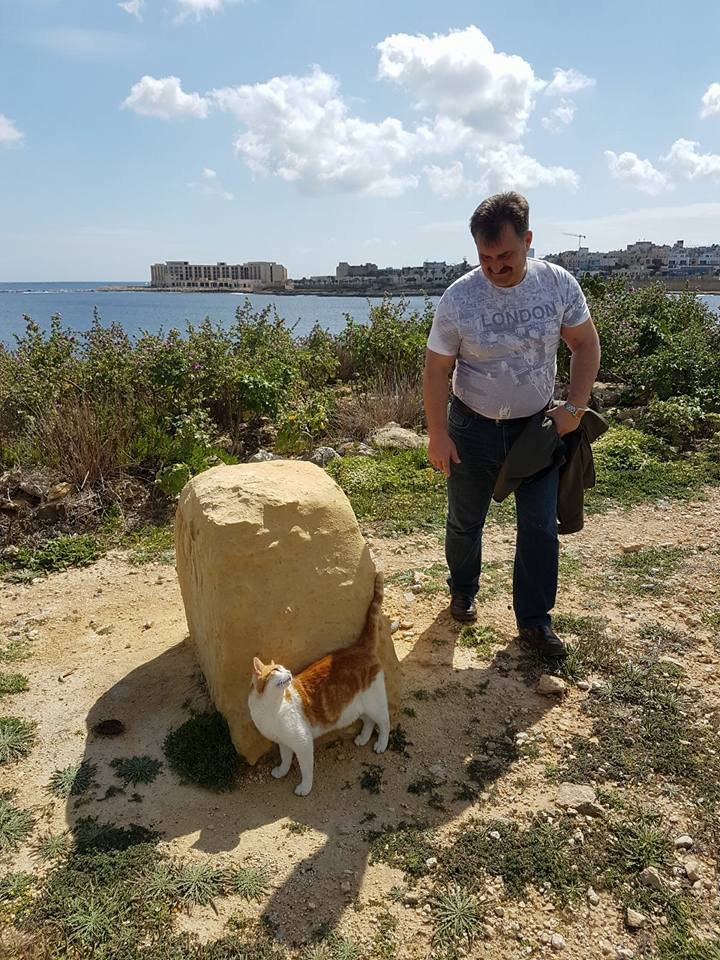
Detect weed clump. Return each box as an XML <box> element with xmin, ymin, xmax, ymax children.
<box><xmin>163</xmin><ymin>711</ymin><xmax>247</xmax><ymax>793</ymax></box>
<box><xmin>0</xmin><ymin>716</ymin><xmax>36</xmax><ymax>764</ymax></box>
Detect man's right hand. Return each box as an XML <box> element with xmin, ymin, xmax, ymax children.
<box><xmin>427</xmin><ymin>432</ymin><xmax>461</xmax><ymax>478</ymax></box>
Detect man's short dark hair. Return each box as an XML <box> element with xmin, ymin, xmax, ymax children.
<box><xmin>469</xmin><ymin>192</ymin><xmax>530</xmax><ymax>244</ymax></box>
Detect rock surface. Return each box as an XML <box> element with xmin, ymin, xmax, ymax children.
<box><xmin>369</xmin><ymin>422</ymin><xmax>428</xmax><ymax>450</ymax></box>
<box><xmin>175</xmin><ymin>460</ymin><xmax>400</xmax><ymax>763</ymax></box>
<box><xmin>556</xmin><ymin>782</ymin><xmax>602</xmax><ymax>816</ymax></box>
<box><xmin>537</xmin><ymin>674</ymin><xmax>567</xmax><ymax>696</ymax></box>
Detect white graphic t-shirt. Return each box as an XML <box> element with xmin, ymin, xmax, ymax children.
<box><xmin>427</xmin><ymin>258</ymin><xmax>591</xmax><ymax>419</ymax></box>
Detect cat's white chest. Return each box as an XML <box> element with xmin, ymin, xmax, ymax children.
<box><xmin>248</xmin><ymin>687</ymin><xmax>304</xmax><ymax>742</ymax></box>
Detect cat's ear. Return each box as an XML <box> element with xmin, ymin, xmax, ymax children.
<box><xmin>253</xmin><ymin>657</ymin><xmax>264</xmax><ymax>675</ymax></box>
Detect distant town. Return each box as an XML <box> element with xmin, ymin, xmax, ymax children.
<box><xmin>148</xmin><ymin>239</ymin><xmax>720</xmax><ymax>296</ymax></box>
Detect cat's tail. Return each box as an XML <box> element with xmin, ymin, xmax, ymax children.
<box><xmin>357</xmin><ymin>571</ymin><xmax>384</xmax><ymax>652</ymax></box>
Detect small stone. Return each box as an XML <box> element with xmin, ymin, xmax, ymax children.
<box><xmin>248</xmin><ymin>449</ymin><xmax>282</xmax><ymax>463</ymax></box>
<box><xmin>639</xmin><ymin>866</ymin><xmax>665</xmax><ymax>891</ymax></box>
<box><xmin>494</xmin><ymin>906</ymin><xmax>505</xmax><ymax>917</ymax></box>
<box><xmin>577</xmin><ymin>680</ymin><xmax>591</xmax><ymax>691</ymax></box>
<box><xmin>599</xmin><ymin>941</ymin><xmax>613</xmax><ymax>956</ymax></box>
<box><xmin>142</xmin><ymin>620</ymin><xmax>154</xmax><ymax>630</ymax></box>
<box><xmin>96</xmin><ymin>625</ymin><xmax>113</xmax><ymax>635</ymax></box>
<box><xmin>47</xmin><ymin>482</ymin><xmax>74</xmax><ymax>501</ymax></box>
<box><xmin>622</xmin><ymin>543</ymin><xmax>644</xmax><ymax>553</ymax></box>
<box><xmin>557</xmin><ymin>783</ymin><xmax>601</xmax><ymax>816</ymax></box>
<box><xmin>429</xmin><ymin>764</ymin><xmax>448</xmax><ymax>782</ymax></box>
<box><xmin>309</xmin><ymin>446</ymin><xmax>340</xmax><ymax>466</ymax></box>
<box><xmin>626</xmin><ymin>908</ymin><xmax>646</xmax><ymax>929</ymax></box>
<box><xmin>616</xmin><ymin>948</ymin><xmax>635</xmax><ymax>960</ymax></box>
<box><xmin>550</xmin><ymin>933</ymin><xmax>566</xmax><ymax>952</ymax></box>
<box><xmin>587</xmin><ymin>887</ymin><xmax>600</xmax><ymax>905</ymax></box>
<box><xmin>308</xmin><ymin>901</ymin><xmax>317</xmax><ymax>910</ymax></box>
<box><xmin>399</xmin><ymin>620</ymin><xmax>414</xmax><ymax>630</ymax></box>
<box><xmin>404</xmin><ymin>892</ymin><xmax>421</xmax><ymax>906</ymax></box>
<box><xmin>537</xmin><ymin>674</ymin><xmax>567</xmax><ymax>696</ymax></box>
<box><xmin>340</xmin><ymin>880</ymin><xmax>352</xmax><ymax>893</ymax></box>
<box><xmin>674</xmin><ymin>835</ymin><xmax>695</xmax><ymax>850</ymax></box>
<box><xmin>390</xmin><ymin>620</ymin><xmax>401</xmax><ymax>634</ymax></box>
<box><xmin>489</xmin><ymin>830</ymin><xmax>501</xmax><ymax>841</ymax></box>
<box><xmin>684</xmin><ymin>858</ymin><xmax>703</xmax><ymax>883</ymax></box>
<box><xmin>425</xmin><ymin>857</ymin><xmax>438</xmax><ymax>869</ymax></box>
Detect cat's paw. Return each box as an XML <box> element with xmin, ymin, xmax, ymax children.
<box><xmin>373</xmin><ymin>741</ymin><xmax>388</xmax><ymax>754</ymax></box>
<box><xmin>354</xmin><ymin>734</ymin><xmax>367</xmax><ymax>747</ymax></box>
<box><xmin>272</xmin><ymin>765</ymin><xmax>289</xmax><ymax>779</ymax></box>
<box><xmin>294</xmin><ymin>781</ymin><xmax>312</xmax><ymax>797</ymax></box>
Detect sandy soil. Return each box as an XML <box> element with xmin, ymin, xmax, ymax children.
<box><xmin>1</xmin><ymin>490</ymin><xmax>719</xmax><ymax>958</ymax></box>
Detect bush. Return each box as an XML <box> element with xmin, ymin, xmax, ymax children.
<box><xmin>337</xmin><ymin>297</ymin><xmax>434</xmax><ymax>384</ymax></box>
<box><xmin>639</xmin><ymin>396</ymin><xmax>711</xmax><ymax>449</ymax></box>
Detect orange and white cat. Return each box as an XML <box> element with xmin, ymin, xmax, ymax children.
<box><xmin>249</xmin><ymin>574</ymin><xmax>389</xmax><ymax>797</ymax></box>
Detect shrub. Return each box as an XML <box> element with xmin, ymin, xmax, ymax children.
<box><xmin>639</xmin><ymin>396</ymin><xmax>709</xmax><ymax>449</ymax></box>
<box><xmin>337</xmin><ymin>297</ymin><xmax>433</xmax><ymax>384</ymax></box>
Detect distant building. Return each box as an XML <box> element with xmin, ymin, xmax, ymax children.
<box><xmin>150</xmin><ymin>260</ymin><xmax>288</xmax><ymax>290</ymax></box>
<box><xmin>544</xmin><ymin>238</ymin><xmax>720</xmax><ymax>279</ymax></box>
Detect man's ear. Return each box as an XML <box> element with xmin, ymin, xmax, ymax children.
<box><xmin>253</xmin><ymin>657</ymin><xmax>264</xmax><ymax>676</ymax></box>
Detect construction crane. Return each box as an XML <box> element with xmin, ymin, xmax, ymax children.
<box><xmin>562</xmin><ymin>232</ymin><xmax>587</xmax><ymax>250</ymax></box>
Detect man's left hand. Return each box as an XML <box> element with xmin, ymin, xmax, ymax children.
<box><xmin>547</xmin><ymin>405</ymin><xmax>582</xmax><ymax>437</ymax></box>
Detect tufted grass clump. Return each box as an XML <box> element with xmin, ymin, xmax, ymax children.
<box><xmin>33</xmin><ymin>831</ymin><xmax>73</xmax><ymax>862</ymax></box>
<box><xmin>432</xmin><ymin>884</ymin><xmax>484</xmax><ymax>947</ymax></box>
<box><xmin>174</xmin><ymin>861</ymin><xmax>224</xmax><ymax>906</ymax></box>
<box><xmin>110</xmin><ymin>754</ymin><xmax>163</xmax><ymax>787</ymax></box>
<box><xmin>228</xmin><ymin>866</ymin><xmax>270</xmax><ymax>902</ymax></box>
<box><xmin>0</xmin><ymin>673</ymin><xmax>29</xmax><ymax>696</ymax></box>
<box><xmin>0</xmin><ymin>794</ymin><xmax>34</xmax><ymax>852</ymax></box>
<box><xmin>0</xmin><ymin>715</ymin><xmax>36</xmax><ymax>764</ymax></box>
<box><xmin>163</xmin><ymin>711</ymin><xmax>247</xmax><ymax>792</ymax></box>
<box><xmin>47</xmin><ymin>760</ymin><xmax>97</xmax><ymax>798</ymax></box>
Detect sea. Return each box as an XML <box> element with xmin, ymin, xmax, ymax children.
<box><xmin>0</xmin><ymin>281</ymin><xmax>718</xmax><ymax>346</ymax></box>
<box><xmin>0</xmin><ymin>282</ymin><xmax>435</xmax><ymax>346</ymax></box>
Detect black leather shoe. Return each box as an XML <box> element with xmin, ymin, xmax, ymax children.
<box><xmin>450</xmin><ymin>595</ymin><xmax>477</xmax><ymax>623</ymax></box>
<box><xmin>517</xmin><ymin>624</ymin><xmax>568</xmax><ymax>660</ymax></box>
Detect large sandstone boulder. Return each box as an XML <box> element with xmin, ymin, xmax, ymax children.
<box><xmin>175</xmin><ymin>461</ymin><xmax>400</xmax><ymax>764</ymax></box>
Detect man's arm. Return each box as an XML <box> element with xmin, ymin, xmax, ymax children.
<box><xmin>423</xmin><ymin>348</ymin><xmax>461</xmax><ymax>477</ymax></box>
<box><xmin>547</xmin><ymin>318</ymin><xmax>601</xmax><ymax>436</ymax></box>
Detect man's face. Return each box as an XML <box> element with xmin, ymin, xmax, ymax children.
<box><xmin>475</xmin><ymin>223</ymin><xmax>533</xmax><ymax>288</ymax></box>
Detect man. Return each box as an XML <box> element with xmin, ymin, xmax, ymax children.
<box><xmin>423</xmin><ymin>192</ymin><xmax>601</xmax><ymax>659</ymax></box>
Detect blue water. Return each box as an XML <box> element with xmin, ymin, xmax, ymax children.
<box><xmin>0</xmin><ymin>282</ymin><xmax>436</xmax><ymax>345</ymax></box>
<box><xmin>0</xmin><ymin>282</ymin><xmax>718</xmax><ymax>347</ymax></box>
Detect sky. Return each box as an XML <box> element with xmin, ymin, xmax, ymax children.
<box><xmin>1</xmin><ymin>0</ymin><xmax>719</xmax><ymax>281</ymax></box>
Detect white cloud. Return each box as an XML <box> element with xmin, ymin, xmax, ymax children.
<box><xmin>376</xmin><ymin>25</ymin><xmax>543</xmax><ymax>140</ymax></box>
<box><xmin>664</xmin><ymin>138</ymin><xmax>720</xmax><ymax>181</ymax></box>
<box><xmin>0</xmin><ymin>114</ymin><xmax>24</xmax><ymax>146</ymax></box>
<box><xmin>541</xmin><ymin>100</ymin><xmax>576</xmax><ymax>133</ymax></box>
<box><xmin>175</xmin><ymin>0</ymin><xmax>239</xmax><ymax>21</ymax></box>
<box><xmin>118</xmin><ymin>0</ymin><xmax>144</xmax><ymax>19</ymax></box>
<box><xmin>700</xmin><ymin>82</ymin><xmax>720</xmax><ymax>119</ymax></box>
<box><xmin>604</xmin><ymin>150</ymin><xmax>670</xmax><ymax>195</ymax></box>
<box><xmin>122</xmin><ymin>75</ymin><xmax>209</xmax><ymax>119</ymax></box>
<box><xmin>425</xmin><ymin>147</ymin><xmax>578</xmax><ymax>198</ymax></box>
<box><xmin>544</xmin><ymin>67</ymin><xmax>595</xmax><ymax>97</ymax></box>
<box><xmin>211</xmin><ymin>67</ymin><xmax>420</xmax><ymax>197</ymax></box>
<box><xmin>202</xmin><ymin>167</ymin><xmax>217</xmax><ymax>179</ymax></box>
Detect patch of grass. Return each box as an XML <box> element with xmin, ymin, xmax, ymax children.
<box><xmin>636</xmin><ymin>622</ymin><xmax>693</xmax><ymax>654</ymax></box>
<box><xmin>606</xmin><ymin>812</ymin><xmax>672</xmax><ymax>876</ymax></box>
<box><xmin>440</xmin><ymin>816</ymin><xmax>589</xmax><ymax>903</ymax></box>
<box><xmin>657</xmin><ymin>931</ymin><xmax>720</xmax><ymax>960</ymax></box>
<box><xmin>701</xmin><ymin>606</ymin><xmax>720</xmax><ymax>631</ymax></box>
<box><xmin>367</xmin><ymin>821</ymin><xmax>436</xmax><ymax>879</ymax></box>
<box><xmin>551</xmin><ymin>613</ymin><xmax>616</xmax><ymax>681</ymax></box>
<box><xmin>110</xmin><ymin>754</ymin><xmax>163</xmax><ymax>786</ymax></box>
<box><xmin>327</xmin><ymin>449</ymin><xmax>447</xmax><ymax>535</ymax></box>
<box><xmin>64</xmin><ymin>891</ymin><xmax>120</xmax><ymax>949</ymax></box>
<box><xmin>47</xmin><ymin>760</ymin><xmax>97</xmax><ymax>798</ymax></box>
<box><xmin>0</xmin><ymin>871</ymin><xmax>34</xmax><ymax>903</ymax></box>
<box><xmin>163</xmin><ymin>711</ymin><xmax>247</xmax><ymax>792</ymax></box>
<box><xmin>174</xmin><ymin>861</ymin><xmax>223</xmax><ymax>906</ymax></box>
<box><xmin>0</xmin><ymin>673</ymin><xmax>29</xmax><ymax>696</ymax></box>
<box><xmin>0</xmin><ymin>794</ymin><xmax>34</xmax><ymax>852</ymax></box>
<box><xmin>611</xmin><ymin>545</ymin><xmax>690</xmax><ymax>595</ymax></box>
<box><xmin>123</xmin><ymin>524</ymin><xmax>175</xmax><ymax>565</ymax></box>
<box><xmin>13</xmin><ymin>533</ymin><xmax>104</xmax><ymax>574</ymax></box>
<box><xmin>0</xmin><ymin>715</ymin><xmax>36</xmax><ymax>763</ymax></box>
<box><xmin>587</xmin><ymin>426</ymin><xmax>720</xmax><ymax>513</ymax></box>
<box><xmin>387</xmin><ymin>562</ymin><xmax>447</xmax><ymax>595</ymax></box>
<box><xmin>0</xmin><ymin>636</ymin><xmax>31</xmax><ymax>663</ymax></box>
<box><xmin>282</xmin><ymin>820</ymin><xmax>310</xmax><ymax>835</ymax></box>
<box><xmin>432</xmin><ymin>885</ymin><xmax>484</xmax><ymax>947</ymax></box>
<box><xmin>359</xmin><ymin>763</ymin><xmax>384</xmax><ymax>794</ymax></box>
<box><xmin>73</xmin><ymin>816</ymin><xmax>159</xmax><ymax>854</ymax></box>
<box><xmin>407</xmin><ymin>776</ymin><xmax>446</xmax><ymax>810</ymax></box>
<box><xmin>457</xmin><ymin>624</ymin><xmax>497</xmax><ymax>652</ymax></box>
<box><xmin>33</xmin><ymin>831</ymin><xmax>72</xmax><ymax>862</ymax></box>
<box><xmin>476</xmin><ymin>559</ymin><xmax>512</xmax><ymax>604</ymax></box>
<box><xmin>228</xmin><ymin>866</ymin><xmax>270</xmax><ymax>902</ymax></box>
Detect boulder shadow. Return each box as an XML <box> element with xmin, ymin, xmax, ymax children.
<box><xmin>71</xmin><ymin>613</ymin><xmax>555</xmax><ymax>944</ymax></box>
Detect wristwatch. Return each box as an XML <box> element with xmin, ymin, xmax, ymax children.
<box><xmin>562</xmin><ymin>401</ymin><xmax>585</xmax><ymax>419</ymax></box>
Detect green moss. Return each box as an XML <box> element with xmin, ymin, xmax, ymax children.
<box><xmin>163</xmin><ymin>712</ymin><xmax>247</xmax><ymax>793</ymax></box>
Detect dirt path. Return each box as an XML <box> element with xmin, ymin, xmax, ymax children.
<box><xmin>2</xmin><ymin>490</ymin><xmax>719</xmax><ymax>958</ymax></box>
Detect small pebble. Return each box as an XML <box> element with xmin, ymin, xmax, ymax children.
<box><xmin>550</xmin><ymin>933</ymin><xmax>566</xmax><ymax>952</ymax></box>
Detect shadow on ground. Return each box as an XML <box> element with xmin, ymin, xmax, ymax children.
<box><xmin>71</xmin><ymin>613</ymin><xmax>554</xmax><ymax>943</ymax></box>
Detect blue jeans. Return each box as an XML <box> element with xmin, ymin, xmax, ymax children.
<box><xmin>446</xmin><ymin>398</ymin><xmax>559</xmax><ymax>629</ymax></box>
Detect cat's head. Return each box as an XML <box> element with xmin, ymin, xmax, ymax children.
<box><xmin>252</xmin><ymin>657</ymin><xmax>293</xmax><ymax>695</ymax></box>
